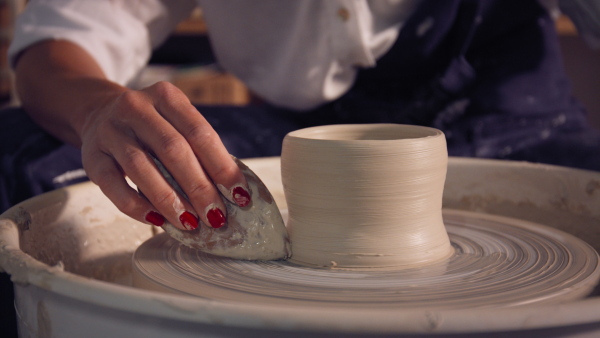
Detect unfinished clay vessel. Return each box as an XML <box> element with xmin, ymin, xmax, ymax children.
<box><xmin>281</xmin><ymin>124</ymin><xmax>452</xmax><ymax>268</ymax></box>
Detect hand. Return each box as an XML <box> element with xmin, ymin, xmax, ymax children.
<box><xmin>79</xmin><ymin>81</ymin><xmax>251</xmax><ymax>230</ymax></box>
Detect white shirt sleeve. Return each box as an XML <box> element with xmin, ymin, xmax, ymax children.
<box><xmin>10</xmin><ymin>0</ymin><xmax>418</xmax><ymax>110</ymax></box>
<box><xmin>199</xmin><ymin>0</ymin><xmax>418</xmax><ymax>111</ymax></box>
<box><xmin>8</xmin><ymin>0</ymin><xmax>197</xmax><ymax>86</ymax></box>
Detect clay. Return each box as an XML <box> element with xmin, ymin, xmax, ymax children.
<box><xmin>281</xmin><ymin>124</ymin><xmax>452</xmax><ymax>268</ymax></box>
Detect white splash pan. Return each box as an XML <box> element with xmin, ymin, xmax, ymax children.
<box><xmin>1</xmin><ymin>157</ymin><xmax>600</xmax><ymax>337</ymax></box>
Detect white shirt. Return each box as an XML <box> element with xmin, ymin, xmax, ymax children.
<box><xmin>9</xmin><ymin>0</ymin><xmax>420</xmax><ymax>110</ymax></box>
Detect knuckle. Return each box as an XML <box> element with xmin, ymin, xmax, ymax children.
<box><xmin>151</xmin><ymin>81</ymin><xmax>191</xmax><ymax>109</ymax></box>
<box><xmin>185</xmin><ymin>123</ymin><xmax>215</xmax><ymax>146</ymax></box>
<box><xmin>150</xmin><ymin>81</ymin><xmax>180</xmax><ymax>100</ymax></box>
<box><xmin>85</xmin><ymin>159</ymin><xmax>120</xmax><ymax>187</ymax></box>
<box><xmin>158</xmin><ymin>134</ymin><xmax>189</xmax><ymax>158</ymax></box>
<box><xmin>112</xmin><ymin>92</ymin><xmax>151</xmax><ymax>121</ymax></box>
<box><xmin>186</xmin><ymin>181</ymin><xmax>215</xmax><ymax>200</ymax></box>
<box><xmin>212</xmin><ymin>163</ymin><xmax>239</xmax><ymax>181</ymax></box>
<box><xmin>116</xmin><ymin>90</ymin><xmax>144</xmax><ymax>110</ymax></box>
<box><xmin>150</xmin><ymin>188</ymin><xmax>176</xmax><ymax>209</ymax></box>
<box><xmin>114</xmin><ymin>196</ymin><xmax>138</xmax><ymax>216</ymax></box>
<box><xmin>89</xmin><ymin>167</ymin><xmax>112</xmax><ymax>187</ymax></box>
<box><xmin>120</xmin><ymin>146</ymin><xmax>147</xmax><ymax>172</ymax></box>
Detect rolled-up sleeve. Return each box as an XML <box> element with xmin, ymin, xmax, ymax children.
<box><xmin>8</xmin><ymin>0</ymin><xmax>197</xmax><ymax>86</ymax></box>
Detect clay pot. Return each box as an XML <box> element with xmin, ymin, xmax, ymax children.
<box><xmin>281</xmin><ymin>124</ymin><xmax>453</xmax><ymax>268</ymax></box>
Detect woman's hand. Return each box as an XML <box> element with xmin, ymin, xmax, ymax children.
<box><xmin>15</xmin><ymin>40</ymin><xmax>250</xmax><ymax>231</ymax></box>
<box><xmin>81</xmin><ymin>82</ymin><xmax>251</xmax><ymax>230</ymax></box>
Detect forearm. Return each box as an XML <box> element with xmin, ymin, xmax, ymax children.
<box><xmin>15</xmin><ymin>40</ymin><xmax>128</xmax><ymax>147</ymax></box>
<box><xmin>14</xmin><ymin>39</ymin><xmax>250</xmax><ymax>233</ymax></box>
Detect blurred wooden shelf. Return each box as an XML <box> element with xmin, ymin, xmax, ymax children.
<box><xmin>556</xmin><ymin>15</ymin><xmax>577</xmax><ymax>36</ymax></box>
<box><xmin>175</xmin><ymin>7</ymin><xmax>207</xmax><ymax>35</ymax></box>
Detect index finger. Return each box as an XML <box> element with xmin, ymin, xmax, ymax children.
<box><xmin>149</xmin><ymin>82</ymin><xmax>251</xmax><ymax>207</ymax></box>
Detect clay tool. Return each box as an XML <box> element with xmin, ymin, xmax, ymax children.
<box><xmin>147</xmin><ymin>155</ymin><xmax>291</xmax><ymax>261</ymax></box>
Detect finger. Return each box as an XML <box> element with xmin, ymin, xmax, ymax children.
<box><xmin>103</xmin><ymin>134</ymin><xmax>201</xmax><ymax>231</ymax></box>
<box><xmin>82</xmin><ymin>150</ymin><xmax>167</xmax><ymax>228</ymax></box>
<box><xmin>128</xmin><ymin>102</ymin><xmax>228</xmax><ymax>229</ymax></box>
<box><xmin>150</xmin><ymin>152</ymin><xmax>227</xmax><ymax>230</ymax></box>
<box><xmin>149</xmin><ymin>82</ymin><xmax>251</xmax><ymax>207</ymax></box>
<box><xmin>130</xmin><ymin>82</ymin><xmax>231</xmax><ymax>228</ymax></box>
<box><xmin>141</xmin><ymin>119</ymin><xmax>227</xmax><ymax>229</ymax></box>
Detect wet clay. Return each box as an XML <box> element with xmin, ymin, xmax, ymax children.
<box><xmin>281</xmin><ymin>124</ymin><xmax>452</xmax><ymax>268</ymax></box>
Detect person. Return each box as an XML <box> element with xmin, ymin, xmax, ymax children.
<box><xmin>1</xmin><ymin>1</ymin><xmax>600</xmax><ymax>336</ymax></box>
<box><xmin>4</xmin><ymin>0</ymin><xmax>600</xmax><ymax>233</ymax></box>
<box><xmin>5</xmin><ymin>0</ymin><xmax>600</xmax><ymax>231</ymax></box>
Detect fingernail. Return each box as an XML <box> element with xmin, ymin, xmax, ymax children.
<box><xmin>207</xmin><ymin>207</ymin><xmax>226</xmax><ymax>228</ymax></box>
<box><xmin>232</xmin><ymin>186</ymin><xmax>251</xmax><ymax>207</ymax></box>
<box><xmin>179</xmin><ymin>211</ymin><xmax>199</xmax><ymax>230</ymax></box>
<box><xmin>145</xmin><ymin>211</ymin><xmax>165</xmax><ymax>227</ymax></box>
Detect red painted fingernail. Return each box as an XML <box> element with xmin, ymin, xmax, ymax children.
<box><xmin>145</xmin><ymin>211</ymin><xmax>164</xmax><ymax>227</ymax></box>
<box><xmin>232</xmin><ymin>186</ymin><xmax>251</xmax><ymax>207</ymax></box>
<box><xmin>207</xmin><ymin>207</ymin><xmax>226</xmax><ymax>228</ymax></box>
<box><xmin>179</xmin><ymin>211</ymin><xmax>199</xmax><ymax>230</ymax></box>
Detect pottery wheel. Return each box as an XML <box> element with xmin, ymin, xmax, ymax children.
<box><xmin>132</xmin><ymin>209</ymin><xmax>600</xmax><ymax>309</ymax></box>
